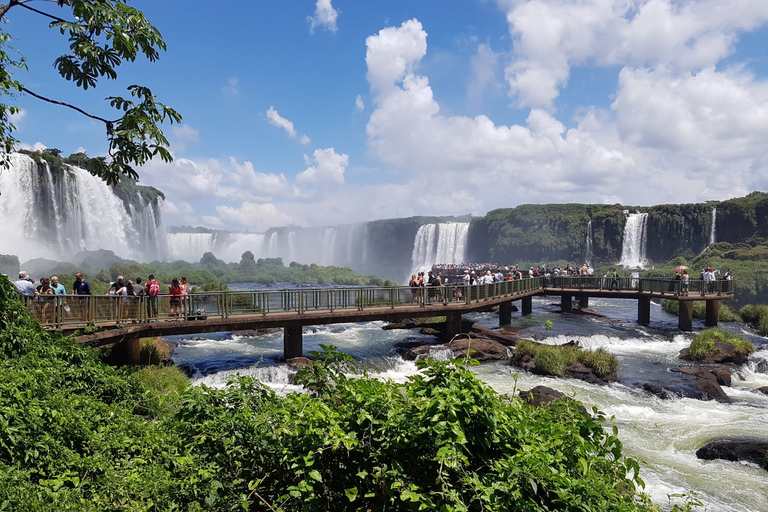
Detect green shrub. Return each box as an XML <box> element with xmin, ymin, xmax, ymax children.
<box><xmin>689</xmin><ymin>328</ymin><xmax>755</xmax><ymax>359</ymax></box>
<box><xmin>139</xmin><ymin>337</ymin><xmax>170</xmax><ymax>365</ymax></box>
<box><xmin>130</xmin><ymin>365</ymin><xmax>189</xmax><ymax>416</ymax></box>
<box><xmin>759</xmin><ymin>316</ymin><xmax>768</xmax><ymax>336</ymax></box>
<box><xmin>739</xmin><ymin>304</ymin><xmax>768</xmax><ymax>324</ymax></box>
<box><xmin>580</xmin><ymin>348</ymin><xmax>620</xmax><ymax>378</ymax></box>
<box><xmin>534</xmin><ymin>347</ymin><xmax>566</xmax><ymax>376</ymax></box>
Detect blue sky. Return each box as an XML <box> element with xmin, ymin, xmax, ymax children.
<box><xmin>8</xmin><ymin>0</ymin><xmax>768</xmax><ymax>231</ymax></box>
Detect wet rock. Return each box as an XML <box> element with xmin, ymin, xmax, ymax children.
<box><xmin>756</xmin><ymin>386</ymin><xmax>768</xmax><ymax>395</ymax></box>
<box><xmin>679</xmin><ymin>339</ymin><xmax>750</xmax><ymax>365</ymax></box>
<box><xmin>401</xmin><ymin>337</ymin><xmax>509</xmax><ymax>362</ymax></box>
<box><xmin>519</xmin><ymin>386</ymin><xmax>568</xmax><ymax>407</ymax></box>
<box><xmin>176</xmin><ymin>363</ymin><xmax>197</xmax><ymax>378</ymax></box>
<box><xmin>382</xmin><ymin>318</ymin><xmax>422</xmax><ymax>330</ymax></box>
<box><xmin>286</xmin><ymin>357</ymin><xmax>313</xmax><ymax>370</ymax></box>
<box><xmin>672</xmin><ymin>367</ymin><xmax>732</xmax><ymax>403</ymax></box>
<box><xmin>640</xmin><ymin>383</ymin><xmax>676</xmax><ymax>400</ymax></box>
<box><xmin>232</xmin><ymin>328</ymin><xmax>280</xmax><ymax>337</ymax></box>
<box><xmin>419</xmin><ymin>327</ymin><xmax>444</xmax><ymax>337</ymax></box>
<box><xmin>564</xmin><ymin>362</ymin><xmax>617</xmax><ymax>385</ymax></box>
<box><xmin>696</xmin><ymin>439</ymin><xmax>768</xmax><ymax>471</ymax></box>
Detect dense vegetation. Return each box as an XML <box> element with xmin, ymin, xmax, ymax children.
<box><xmin>512</xmin><ymin>339</ymin><xmax>620</xmax><ymax>378</ymax></box>
<box><xmin>686</xmin><ymin>328</ymin><xmax>756</xmax><ymax>360</ymax></box>
<box><xmin>0</xmin><ymin>275</ymin><xmax>670</xmax><ymax>510</ymax></box>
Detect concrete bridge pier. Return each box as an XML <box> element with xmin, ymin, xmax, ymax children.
<box><xmin>445</xmin><ymin>313</ymin><xmax>463</xmax><ymax>339</ymax></box>
<box><xmin>705</xmin><ymin>300</ymin><xmax>719</xmax><ymax>327</ymax></box>
<box><xmin>284</xmin><ymin>325</ymin><xmax>303</xmax><ymax>359</ymax></box>
<box><xmin>521</xmin><ymin>296</ymin><xmax>532</xmax><ymax>315</ymax></box>
<box><xmin>637</xmin><ymin>296</ymin><xmax>651</xmax><ymax>325</ymax></box>
<box><xmin>561</xmin><ymin>295</ymin><xmax>573</xmax><ymax>313</ymax></box>
<box><xmin>498</xmin><ymin>301</ymin><xmax>512</xmax><ymax>326</ymax></box>
<box><xmin>678</xmin><ymin>301</ymin><xmax>694</xmax><ymax>331</ymax></box>
<box><xmin>578</xmin><ymin>296</ymin><xmax>589</xmax><ymax>309</ymax></box>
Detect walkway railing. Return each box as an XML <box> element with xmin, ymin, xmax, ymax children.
<box><xmin>22</xmin><ymin>278</ymin><xmax>544</xmax><ymax>329</ymax></box>
<box><xmin>544</xmin><ymin>276</ymin><xmax>734</xmax><ymax>296</ymax></box>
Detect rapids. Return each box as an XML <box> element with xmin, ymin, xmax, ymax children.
<box><xmin>167</xmin><ymin>293</ymin><xmax>768</xmax><ymax>511</ymax></box>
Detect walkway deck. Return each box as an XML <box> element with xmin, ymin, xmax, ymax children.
<box><xmin>22</xmin><ymin>276</ymin><xmax>733</xmax><ymax>362</ymax></box>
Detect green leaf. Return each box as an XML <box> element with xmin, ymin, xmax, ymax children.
<box><xmin>345</xmin><ymin>487</ymin><xmax>358</xmax><ymax>502</ymax></box>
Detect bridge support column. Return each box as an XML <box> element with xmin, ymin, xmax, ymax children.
<box><xmin>284</xmin><ymin>325</ymin><xmax>303</xmax><ymax>359</ymax></box>
<box><xmin>678</xmin><ymin>301</ymin><xmax>694</xmax><ymax>331</ymax></box>
<box><xmin>578</xmin><ymin>296</ymin><xmax>589</xmax><ymax>309</ymax></box>
<box><xmin>705</xmin><ymin>300</ymin><xmax>719</xmax><ymax>327</ymax></box>
<box><xmin>111</xmin><ymin>336</ymin><xmax>141</xmax><ymax>365</ymax></box>
<box><xmin>445</xmin><ymin>313</ymin><xmax>462</xmax><ymax>339</ymax></box>
<box><xmin>637</xmin><ymin>296</ymin><xmax>651</xmax><ymax>325</ymax></box>
<box><xmin>498</xmin><ymin>301</ymin><xmax>512</xmax><ymax>326</ymax></box>
<box><xmin>521</xmin><ymin>296</ymin><xmax>532</xmax><ymax>316</ymax></box>
<box><xmin>561</xmin><ymin>295</ymin><xmax>572</xmax><ymax>313</ymax></box>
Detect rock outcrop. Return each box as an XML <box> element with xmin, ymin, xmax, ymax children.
<box><xmin>696</xmin><ymin>439</ymin><xmax>768</xmax><ymax>471</ymax></box>
<box><xmin>679</xmin><ymin>340</ymin><xmax>750</xmax><ymax>365</ymax></box>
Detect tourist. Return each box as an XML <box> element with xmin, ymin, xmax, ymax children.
<box><xmin>169</xmin><ymin>277</ymin><xmax>182</xmax><ymax>317</ymax></box>
<box><xmin>409</xmin><ymin>274</ymin><xmax>419</xmax><ymax>304</ymax></box>
<box><xmin>71</xmin><ymin>272</ymin><xmax>91</xmax><ymax>295</ymax></box>
<box><xmin>50</xmin><ymin>276</ymin><xmax>66</xmax><ymax>295</ymax></box>
<box><xmin>145</xmin><ymin>274</ymin><xmax>161</xmax><ymax>320</ymax></box>
<box><xmin>609</xmin><ymin>269</ymin><xmax>619</xmax><ymax>291</ymax></box>
<box><xmin>14</xmin><ymin>271</ymin><xmax>36</xmax><ymax>296</ymax></box>
<box><xmin>36</xmin><ymin>277</ymin><xmax>54</xmax><ymax>323</ymax></box>
<box><xmin>180</xmin><ymin>276</ymin><xmax>190</xmax><ymax>317</ymax></box>
<box><xmin>418</xmin><ymin>272</ymin><xmax>426</xmax><ymax>306</ymax></box>
<box><xmin>682</xmin><ymin>270</ymin><xmax>689</xmax><ymax>296</ymax></box>
<box><xmin>132</xmin><ymin>277</ymin><xmax>145</xmax><ymax>297</ymax></box>
<box><xmin>434</xmin><ymin>272</ymin><xmax>443</xmax><ymax>303</ymax></box>
<box><xmin>106</xmin><ymin>276</ymin><xmax>126</xmax><ymax>295</ymax></box>
<box><xmin>71</xmin><ymin>272</ymin><xmax>92</xmax><ymax>323</ymax></box>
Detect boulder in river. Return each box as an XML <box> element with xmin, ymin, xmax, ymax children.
<box><xmin>679</xmin><ymin>339</ymin><xmax>750</xmax><ymax>365</ymax></box>
<box><xmin>696</xmin><ymin>439</ymin><xmax>768</xmax><ymax>471</ymax></box>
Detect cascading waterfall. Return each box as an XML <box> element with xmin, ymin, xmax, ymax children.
<box><xmin>584</xmin><ymin>220</ymin><xmax>593</xmax><ymax>265</ymax></box>
<box><xmin>410</xmin><ymin>222</ymin><xmax>469</xmax><ymax>275</ymax></box>
<box><xmin>267</xmin><ymin>232</ymin><xmax>279</xmax><ymax>258</ymax></box>
<box><xmin>287</xmin><ymin>231</ymin><xmax>297</xmax><ymax>263</ymax></box>
<box><xmin>361</xmin><ymin>226</ymin><xmax>370</xmax><ymax>264</ymax></box>
<box><xmin>619</xmin><ymin>213</ymin><xmax>648</xmax><ymax>268</ymax></box>
<box><xmin>0</xmin><ymin>153</ymin><xmax>166</xmax><ymax>263</ymax></box>
<box><xmin>710</xmin><ymin>207</ymin><xmax>716</xmax><ymax>245</ymax></box>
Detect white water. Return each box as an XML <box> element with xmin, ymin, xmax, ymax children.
<box><xmin>171</xmin><ymin>296</ymin><xmax>768</xmax><ymax>512</ymax></box>
<box><xmin>585</xmin><ymin>220</ymin><xmax>593</xmax><ymax>265</ymax></box>
<box><xmin>710</xmin><ymin>207</ymin><xmax>717</xmax><ymax>245</ymax></box>
<box><xmin>0</xmin><ymin>153</ymin><xmax>166</xmax><ymax>262</ymax></box>
<box><xmin>619</xmin><ymin>213</ymin><xmax>649</xmax><ymax>268</ymax></box>
<box><xmin>410</xmin><ymin>222</ymin><xmax>470</xmax><ymax>275</ymax></box>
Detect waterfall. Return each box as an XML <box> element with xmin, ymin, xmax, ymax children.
<box><xmin>0</xmin><ymin>153</ymin><xmax>166</xmax><ymax>263</ymax></box>
<box><xmin>167</xmin><ymin>233</ymin><xmax>216</xmax><ymax>261</ymax></box>
<box><xmin>410</xmin><ymin>222</ymin><xmax>469</xmax><ymax>274</ymax></box>
<box><xmin>267</xmin><ymin>232</ymin><xmax>279</xmax><ymax>258</ymax></box>
<box><xmin>584</xmin><ymin>220</ymin><xmax>593</xmax><ymax>265</ymax></box>
<box><xmin>287</xmin><ymin>231</ymin><xmax>297</xmax><ymax>263</ymax></box>
<box><xmin>618</xmin><ymin>213</ymin><xmax>648</xmax><ymax>268</ymax></box>
<box><xmin>320</xmin><ymin>228</ymin><xmax>337</xmax><ymax>266</ymax></box>
<box><xmin>361</xmin><ymin>226</ymin><xmax>370</xmax><ymax>264</ymax></box>
<box><xmin>710</xmin><ymin>207</ymin><xmax>716</xmax><ymax>245</ymax></box>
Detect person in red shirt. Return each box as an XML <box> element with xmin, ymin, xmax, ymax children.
<box><xmin>168</xmin><ymin>277</ymin><xmax>182</xmax><ymax>317</ymax></box>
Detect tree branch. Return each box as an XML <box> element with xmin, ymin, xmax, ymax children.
<box><xmin>0</xmin><ymin>0</ymin><xmax>33</xmax><ymax>20</ymax></box>
<box><xmin>21</xmin><ymin>86</ymin><xmax>117</xmax><ymax>127</ymax></box>
<box><xmin>13</xmin><ymin>0</ymin><xmax>69</xmax><ymax>23</ymax></box>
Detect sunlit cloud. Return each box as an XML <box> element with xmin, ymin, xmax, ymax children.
<box><xmin>308</xmin><ymin>0</ymin><xmax>338</xmax><ymax>34</ymax></box>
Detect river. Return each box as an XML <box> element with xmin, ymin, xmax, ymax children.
<box><xmin>169</xmin><ymin>286</ymin><xmax>768</xmax><ymax>512</ymax></box>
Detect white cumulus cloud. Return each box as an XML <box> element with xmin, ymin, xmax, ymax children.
<box><xmin>308</xmin><ymin>0</ymin><xmax>339</xmax><ymax>34</ymax></box>
<box><xmin>297</xmin><ymin>148</ymin><xmax>348</xmax><ymax>185</ymax></box>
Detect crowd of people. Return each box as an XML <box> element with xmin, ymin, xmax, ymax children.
<box><xmin>10</xmin><ymin>270</ymin><xmax>192</xmax><ymax>322</ymax></box>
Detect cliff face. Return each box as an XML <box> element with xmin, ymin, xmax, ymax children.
<box><xmin>466</xmin><ymin>193</ymin><xmax>768</xmax><ymax>267</ymax></box>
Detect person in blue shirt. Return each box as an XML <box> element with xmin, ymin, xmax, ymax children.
<box><xmin>71</xmin><ymin>272</ymin><xmax>92</xmax><ymax>323</ymax></box>
<box><xmin>14</xmin><ymin>270</ymin><xmax>36</xmax><ymax>296</ymax></box>
<box><xmin>50</xmin><ymin>276</ymin><xmax>66</xmax><ymax>295</ymax></box>
<box><xmin>71</xmin><ymin>272</ymin><xmax>92</xmax><ymax>295</ymax></box>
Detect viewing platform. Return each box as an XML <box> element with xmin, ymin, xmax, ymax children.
<box><xmin>22</xmin><ymin>277</ymin><xmax>733</xmax><ymax>362</ymax></box>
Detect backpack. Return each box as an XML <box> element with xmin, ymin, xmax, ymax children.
<box><xmin>148</xmin><ymin>280</ymin><xmax>160</xmax><ymax>297</ymax></box>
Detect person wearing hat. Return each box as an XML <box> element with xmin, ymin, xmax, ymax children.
<box><xmin>14</xmin><ymin>271</ymin><xmax>36</xmax><ymax>296</ymax></box>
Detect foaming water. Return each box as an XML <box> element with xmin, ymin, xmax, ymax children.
<box><xmin>168</xmin><ymin>294</ymin><xmax>768</xmax><ymax>511</ymax></box>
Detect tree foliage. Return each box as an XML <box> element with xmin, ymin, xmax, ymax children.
<box><xmin>0</xmin><ymin>0</ymin><xmax>181</xmax><ymax>184</ymax></box>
